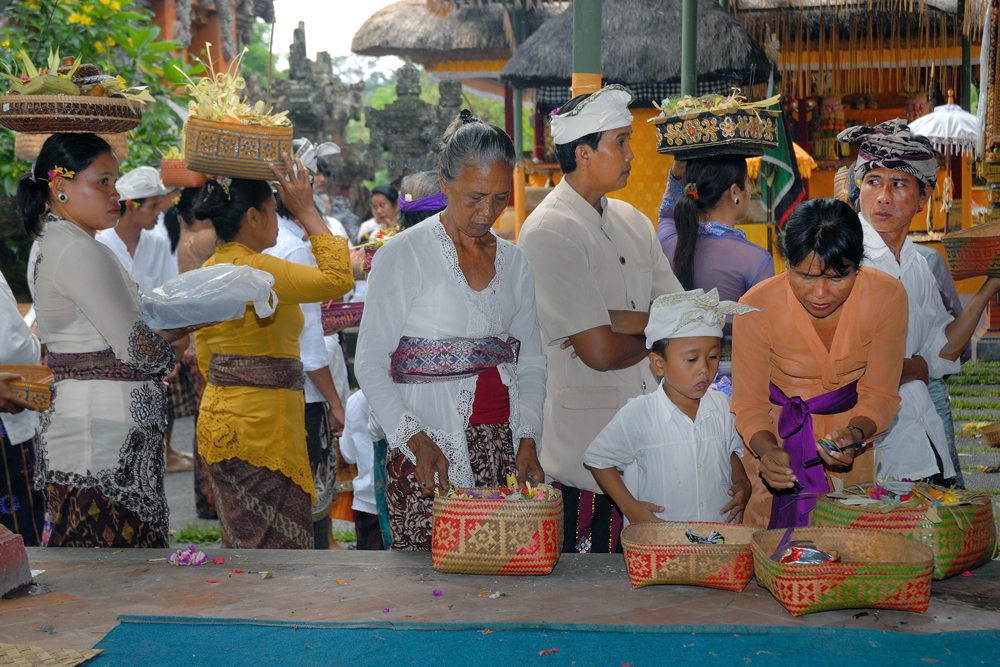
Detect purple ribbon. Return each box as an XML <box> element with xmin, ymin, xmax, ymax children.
<box><xmin>767</xmin><ymin>379</ymin><xmax>859</xmax><ymax>529</ymax></box>
<box><xmin>397</xmin><ymin>192</ymin><xmax>448</xmax><ymax>213</ymax></box>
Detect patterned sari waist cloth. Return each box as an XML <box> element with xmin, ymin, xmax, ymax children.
<box><xmin>389</xmin><ymin>335</ymin><xmax>520</xmax><ymax>384</ymax></box>
<box><xmin>768</xmin><ymin>379</ymin><xmax>860</xmax><ymax>529</ymax></box>
<box><xmin>47</xmin><ymin>348</ymin><xmax>155</xmax><ymax>383</ymax></box>
<box><xmin>208</xmin><ymin>353</ymin><xmax>305</xmax><ymax>391</ymax></box>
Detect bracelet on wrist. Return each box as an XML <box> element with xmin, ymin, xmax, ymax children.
<box><xmin>846</xmin><ymin>425</ymin><xmax>865</xmax><ymax>442</ymax></box>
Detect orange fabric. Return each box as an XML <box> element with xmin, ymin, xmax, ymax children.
<box><xmin>731</xmin><ymin>268</ymin><xmax>908</xmax><ymax>527</ymax></box>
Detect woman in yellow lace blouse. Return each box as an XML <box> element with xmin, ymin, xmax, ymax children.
<box><xmin>194</xmin><ymin>154</ymin><xmax>354</xmax><ymax>549</ymax></box>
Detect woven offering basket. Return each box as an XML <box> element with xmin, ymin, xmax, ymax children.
<box><xmin>431</xmin><ymin>487</ymin><xmax>563</xmax><ymax>575</ymax></box>
<box><xmin>620</xmin><ymin>522</ymin><xmax>758</xmax><ymax>591</ymax></box>
<box><xmin>752</xmin><ymin>527</ymin><xmax>934</xmax><ymax>616</ymax></box>
<box><xmin>160</xmin><ymin>159</ymin><xmax>208</xmax><ymax>189</ymax></box>
<box><xmin>941</xmin><ymin>221</ymin><xmax>1000</xmax><ymax>280</ymax></box>
<box><xmin>184</xmin><ymin>116</ymin><xmax>293</xmax><ymax>180</ymax></box>
<box><xmin>1</xmin><ymin>364</ymin><xmax>53</xmax><ymax>411</ymax></box>
<box><xmin>0</xmin><ymin>95</ymin><xmax>142</xmax><ymax>133</ymax></box>
<box><xmin>320</xmin><ymin>301</ymin><xmax>363</xmax><ymax>335</ymax></box>
<box><xmin>811</xmin><ymin>486</ymin><xmax>997</xmax><ymax>579</ymax></box>
<box><xmin>652</xmin><ymin>108</ymin><xmax>779</xmax><ymax>159</ymax></box>
<box><xmin>15</xmin><ymin>131</ymin><xmax>128</xmax><ymax>161</ymax></box>
<box><xmin>981</xmin><ymin>422</ymin><xmax>1000</xmax><ymax>447</ymax></box>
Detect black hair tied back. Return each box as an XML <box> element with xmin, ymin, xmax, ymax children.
<box><xmin>192</xmin><ymin>178</ymin><xmax>273</xmax><ymax>244</ymax></box>
<box><xmin>459</xmin><ymin>108</ymin><xmax>474</xmax><ymax>124</ymax></box>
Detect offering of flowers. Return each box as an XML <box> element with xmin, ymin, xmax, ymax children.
<box><xmin>180</xmin><ymin>44</ymin><xmax>289</xmax><ymax>127</ymax></box>
<box><xmin>444</xmin><ymin>472</ymin><xmax>554</xmax><ymax>501</ymax></box>
<box><xmin>1</xmin><ymin>49</ymin><xmax>154</xmax><ymax>107</ymax></box>
<box><xmin>166</xmin><ymin>544</ymin><xmax>208</xmax><ymax>566</ymax></box>
<box><xmin>351</xmin><ymin>226</ymin><xmax>401</xmax><ymax>272</ymax></box>
<box><xmin>827</xmin><ymin>481</ymin><xmax>982</xmax><ymax>523</ymax></box>
<box><xmin>161</xmin><ymin>145</ymin><xmax>184</xmax><ymax>161</ymax></box>
<box><xmin>650</xmin><ymin>89</ymin><xmax>781</xmax><ymax>122</ymax></box>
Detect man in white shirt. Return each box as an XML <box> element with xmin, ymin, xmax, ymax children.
<box><xmin>0</xmin><ymin>269</ymin><xmax>45</xmax><ymax>545</ymax></box>
<box><xmin>96</xmin><ymin>166</ymin><xmax>176</xmax><ymax>294</ymax></box>
<box><xmin>840</xmin><ymin>119</ymin><xmax>1000</xmax><ymax>484</ymax></box>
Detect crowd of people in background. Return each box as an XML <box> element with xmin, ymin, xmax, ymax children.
<box><xmin>1</xmin><ymin>87</ymin><xmax>996</xmax><ymax>555</ymax></box>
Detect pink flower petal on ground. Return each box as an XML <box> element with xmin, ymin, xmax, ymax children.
<box><xmin>382</xmin><ymin>608</ymin><xmax>390</xmax><ymax>613</ymax></box>
<box><xmin>206</xmin><ymin>580</ymin><xmax>217</xmax><ymax>584</ymax></box>
<box><xmin>432</xmin><ymin>590</ymin><xmax>442</xmax><ymax>596</ymax></box>
<box><xmin>962</xmin><ymin>571</ymin><xmax>973</xmax><ymax>577</ymax></box>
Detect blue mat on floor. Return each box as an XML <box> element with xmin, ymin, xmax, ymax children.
<box><xmin>90</xmin><ymin>616</ymin><xmax>995</xmax><ymax>666</ymax></box>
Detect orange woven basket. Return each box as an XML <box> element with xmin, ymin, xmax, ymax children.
<box><xmin>621</xmin><ymin>522</ymin><xmax>759</xmax><ymax>591</ymax></box>
<box><xmin>941</xmin><ymin>221</ymin><xmax>1000</xmax><ymax>280</ymax></box>
<box><xmin>1</xmin><ymin>364</ymin><xmax>53</xmax><ymax>411</ymax></box>
<box><xmin>184</xmin><ymin>116</ymin><xmax>293</xmax><ymax>180</ymax></box>
<box><xmin>160</xmin><ymin>159</ymin><xmax>208</xmax><ymax>189</ymax></box>
<box><xmin>752</xmin><ymin>527</ymin><xmax>934</xmax><ymax>616</ymax></box>
<box><xmin>431</xmin><ymin>487</ymin><xmax>563</xmax><ymax>575</ymax></box>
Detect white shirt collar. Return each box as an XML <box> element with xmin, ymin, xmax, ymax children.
<box><xmin>654</xmin><ymin>380</ymin><xmax>719</xmax><ymax>426</ymax></box>
<box><xmin>859</xmin><ymin>213</ymin><xmax>922</xmax><ymax>280</ymax></box>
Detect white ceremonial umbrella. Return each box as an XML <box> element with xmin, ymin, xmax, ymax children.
<box><xmin>909</xmin><ymin>102</ymin><xmax>982</xmax><ymax>160</ymax></box>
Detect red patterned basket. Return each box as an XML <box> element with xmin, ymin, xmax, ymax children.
<box><xmin>810</xmin><ymin>486</ymin><xmax>997</xmax><ymax>579</ymax></box>
<box><xmin>621</xmin><ymin>522</ymin><xmax>758</xmax><ymax>591</ymax></box>
<box><xmin>160</xmin><ymin>159</ymin><xmax>208</xmax><ymax>189</ymax></box>
<box><xmin>941</xmin><ymin>222</ymin><xmax>1000</xmax><ymax>280</ymax></box>
<box><xmin>320</xmin><ymin>301</ymin><xmax>363</xmax><ymax>335</ymax></box>
<box><xmin>752</xmin><ymin>527</ymin><xmax>934</xmax><ymax>617</ymax></box>
<box><xmin>431</xmin><ymin>487</ymin><xmax>563</xmax><ymax>575</ymax></box>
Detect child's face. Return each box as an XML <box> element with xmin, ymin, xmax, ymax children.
<box><xmin>650</xmin><ymin>336</ymin><xmax>721</xmax><ymax>402</ymax></box>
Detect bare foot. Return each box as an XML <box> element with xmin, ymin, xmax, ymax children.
<box><xmin>166</xmin><ymin>445</ymin><xmax>194</xmax><ymax>473</ymax></box>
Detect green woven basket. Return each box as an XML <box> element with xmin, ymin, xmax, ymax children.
<box><xmin>752</xmin><ymin>527</ymin><xmax>934</xmax><ymax>617</ymax></box>
<box><xmin>811</xmin><ymin>486</ymin><xmax>997</xmax><ymax>579</ymax></box>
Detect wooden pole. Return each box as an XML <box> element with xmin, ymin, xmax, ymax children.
<box><xmin>571</xmin><ymin>0</ymin><xmax>602</xmax><ymax>97</ymax></box>
<box><xmin>682</xmin><ymin>0</ymin><xmax>698</xmax><ymax>96</ymax></box>
<box><xmin>266</xmin><ymin>16</ymin><xmax>275</xmax><ymax>108</ymax></box>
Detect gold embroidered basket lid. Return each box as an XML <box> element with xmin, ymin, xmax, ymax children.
<box><xmin>650</xmin><ymin>93</ymin><xmax>781</xmax><ymax>159</ymax></box>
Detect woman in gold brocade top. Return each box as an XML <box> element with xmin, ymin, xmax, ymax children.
<box><xmin>195</xmin><ymin>153</ymin><xmax>354</xmax><ymax>549</ymax></box>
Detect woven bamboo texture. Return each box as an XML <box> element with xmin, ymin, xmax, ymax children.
<box><xmin>0</xmin><ymin>643</ymin><xmax>101</xmax><ymax>667</ymax></box>
<box><xmin>184</xmin><ymin>117</ymin><xmax>293</xmax><ymax>180</ymax></box>
<box><xmin>980</xmin><ymin>422</ymin><xmax>1000</xmax><ymax>447</ymax></box>
<box><xmin>941</xmin><ymin>221</ymin><xmax>1000</xmax><ymax>279</ymax></box>
<box><xmin>811</xmin><ymin>487</ymin><xmax>997</xmax><ymax>580</ymax></box>
<box><xmin>752</xmin><ymin>527</ymin><xmax>934</xmax><ymax>617</ymax></box>
<box><xmin>320</xmin><ymin>301</ymin><xmax>363</xmax><ymax>335</ymax></box>
<box><xmin>621</xmin><ymin>522</ymin><xmax>758</xmax><ymax>591</ymax></box>
<box><xmin>431</xmin><ymin>487</ymin><xmax>563</xmax><ymax>575</ymax></box>
<box><xmin>160</xmin><ymin>159</ymin><xmax>208</xmax><ymax>189</ymax></box>
<box><xmin>0</xmin><ymin>95</ymin><xmax>141</xmax><ymax>133</ymax></box>
<box><xmin>1</xmin><ymin>364</ymin><xmax>52</xmax><ymax>411</ymax></box>
<box><xmin>14</xmin><ymin>132</ymin><xmax>127</xmax><ymax>161</ymax></box>
<box><xmin>652</xmin><ymin>109</ymin><xmax>779</xmax><ymax>159</ymax></box>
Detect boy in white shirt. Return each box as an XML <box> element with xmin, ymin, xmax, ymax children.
<box><xmin>584</xmin><ymin>288</ymin><xmax>755</xmax><ymax>525</ymax></box>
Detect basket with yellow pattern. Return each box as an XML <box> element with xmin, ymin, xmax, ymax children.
<box><xmin>810</xmin><ymin>485</ymin><xmax>997</xmax><ymax>579</ymax></box>
<box><xmin>431</xmin><ymin>486</ymin><xmax>563</xmax><ymax>575</ymax></box>
<box><xmin>752</xmin><ymin>527</ymin><xmax>934</xmax><ymax>617</ymax></box>
<box><xmin>183</xmin><ymin>116</ymin><xmax>293</xmax><ymax>180</ymax></box>
<box><xmin>651</xmin><ymin>101</ymin><xmax>780</xmax><ymax>160</ymax></box>
<box><xmin>621</xmin><ymin>522</ymin><xmax>758</xmax><ymax>591</ymax></box>
<box><xmin>1</xmin><ymin>364</ymin><xmax>54</xmax><ymax>411</ymax></box>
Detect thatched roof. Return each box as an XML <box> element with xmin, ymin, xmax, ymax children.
<box><xmin>500</xmin><ymin>0</ymin><xmax>773</xmax><ymax>89</ymax></box>
<box><xmin>352</xmin><ymin>0</ymin><xmax>562</xmax><ymax>65</ymax></box>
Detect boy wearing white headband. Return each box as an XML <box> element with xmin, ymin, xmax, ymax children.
<box><xmin>583</xmin><ymin>289</ymin><xmax>755</xmax><ymax>525</ymax></box>
<box><xmin>519</xmin><ymin>85</ymin><xmax>683</xmax><ymax>552</ymax></box>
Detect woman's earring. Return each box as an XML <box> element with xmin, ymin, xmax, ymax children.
<box><xmin>734</xmin><ymin>197</ymin><xmax>740</xmax><ymax>206</ymax></box>
<box><xmin>57</xmin><ymin>193</ymin><xmax>68</xmax><ymax>203</ymax></box>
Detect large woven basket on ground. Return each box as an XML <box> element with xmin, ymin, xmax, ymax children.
<box><xmin>15</xmin><ymin>131</ymin><xmax>128</xmax><ymax>161</ymax></box>
<box><xmin>160</xmin><ymin>159</ymin><xmax>208</xmax><ymax>189</ymax></box>
<box><xmin>620</xmin><ymin>522</ymin><xmax>758</xmax><ymax>591</ymax></box>
<box><xmin>752</xmin><ymin>527</ymin><xmax>934</xmax><ymax>616</ymax></box>
<box><xmin>652</xmin><ymin>108</ymin><xmax>779</xmax><ymax>159</ymax></box>
<box><xmin>0</xmin><ymin>95</ymin><xmax>142</xmax><ymax>133</ymax></box>
<box><xmin>0</xmin><ymin>364</ymin><xmax>53</xmax><ymax>411</ymax></box>
<box><xmin>320</xmin><ymin>301</ymin><xmax>363</xmax><ymax>335</ymax></box>
<box><xmin>431</xmin><ymin>487</ymin><xmax>563</xmax><ymax>575</ymax></box>
<box><xmin>810</xmin><ymin>486</ymin><xmax>997</xmax><ymax>579</ymax></box>
<box><xmin>941</xmin><ymin>221</ymin><xmax>1000</xmax><ymax>280</ymax></box>
<box><xmin>184</xmin><ymin>116</ymin><xmax>293</xmax><ymax>180</ymax></box>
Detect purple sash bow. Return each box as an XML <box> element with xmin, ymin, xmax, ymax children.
<box><xmin>767</xmin><ymin>379</ymin><xmax>859</xmax><ymax>529</ymax></box>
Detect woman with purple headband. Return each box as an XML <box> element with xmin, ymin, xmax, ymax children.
<box><xmin>355</xmin><ymin>111</ymin><xmax>546</xmax><ymax>551</ymax></box>
<box><xmin>396</xmin><ymin>171</ymin><xmax>448</xmax><ymax>230</ymax></box>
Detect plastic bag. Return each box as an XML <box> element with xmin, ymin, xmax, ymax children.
<box><xmin>142</xmin><ymin>264</ymin><xmax>277</xmax><ymax>330</ymax></box>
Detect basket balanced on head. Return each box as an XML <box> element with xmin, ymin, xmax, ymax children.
<box><xmin>431</xmin><ymin>486</ymin><xmax>563</xmax><ymax>575</ymax></box>
<box><xmin>650</xmin><ymin>91</ymin><xmax>781</xmax><ymax>160</ymax></box>
<box><xmin>179</xmin><ymin>45</ymin><xmax>293</xmax><ymax>180</ymax></box>
<box><xmin>160</xmin><ymin>146</ymin><xmax>208</xmax><ymax>189</ymax></box>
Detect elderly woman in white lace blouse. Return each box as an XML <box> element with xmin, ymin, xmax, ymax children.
<box><xmin>356</xmin><ymin>110</ymin><xmax>546</xmax><ymax>551</ymax></box>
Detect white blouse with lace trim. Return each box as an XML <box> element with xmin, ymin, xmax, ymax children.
<box><xmin>354</xmin><ymin>215</ymin><xmax>547</xmax><ymax>488</ymax></box>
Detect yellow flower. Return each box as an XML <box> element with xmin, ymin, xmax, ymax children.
<box><xmin>79</xmin><ymin>14</ymin><xmax>93</xmax><ymax>25</ymax></box>
<box><xmin>82</xmin><ymin>3</ymin><xmax>94</xmax><ymax>11</ymax></box>
<box><xmin>116</xmin><ymin>74</ymin><xmax>126</xmax><ymax>89</ymax></box>
<box><xmin>110</xmin><ymin>0</ymin><xmax>120</xmax><ymax>9</ymax></box>
<box><xmin>68</xmin><ymin>12</ymin><xmax>81</xmax><ymax>22</ymax></box>
<box><xmin>1</xmin><ymin>40</ymin><xmax>9</xmax><ymax>49</ymax></box>
<box><xmin>98</xmin><ymin>0</ymin><xmax>109</xmax><ymax>5</ymax></box>
<box><xmin>94</xmin><ymin>41</ymin><xmax>105</xmax><ymax>52</ymax></box>
<box><xmin>107</xmin><ymin>37</ymin><xmax>115</xmax><ymax>46</ymax></box>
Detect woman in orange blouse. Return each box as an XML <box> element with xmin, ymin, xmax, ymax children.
<box><xmin>732</xmin><ymin>199</ymin><xmax>907</xmax><ymax>528</ymax></box>
<box><xmin>195</xmin><ymin>154</ymin><xmax>354</xmax><ymax>549</ymax></box>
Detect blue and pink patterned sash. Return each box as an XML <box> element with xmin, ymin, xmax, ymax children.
<box><xmin>389</xmin><ymin>336</ymin><xmax>519</xmax><ymax>384</ymax></box>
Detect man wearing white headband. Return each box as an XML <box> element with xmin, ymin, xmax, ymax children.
<box><xmin>584</xmin><ymin>289</ymin><xmax>755</xmax><ymax>526</ymax></box>
<box><xmin>96</xmin><ymin>166</ymin><xmax>177</xmax><ymax>294</ymax></box>
<box><xmin>518</xmin><ymin>85</ymin><xmax>683</xmax><ymax>553</ymax></box>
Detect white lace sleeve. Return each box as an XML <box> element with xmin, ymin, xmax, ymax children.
<box><xmin>508</xmin><ymin>250</ymin><xmax>547</xmax><ymax>445</ymax></box>
<box><xmin>354</xmin><ymin>236</ymin><xmax>426</xmax><ymax>452</ymax></box>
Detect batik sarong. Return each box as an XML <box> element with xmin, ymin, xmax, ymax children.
<box><xmin>389</xmin><ymin>336</ymin><xmax>519</xmax><ymax>384</ymax></box>
<box><xmin>43</xmin><ymin>483</ymin><xmax>167</xmax><ymax>548</ymax></box>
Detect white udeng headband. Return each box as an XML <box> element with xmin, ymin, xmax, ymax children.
<box><xmin>644</xmin><ymin>288</ymin><xmax>759</xmax><ymax>348</ymax></box>
<box><xmin>550</xmin><ymin>85</ymin><xmax>634</xmax><ymax>145</ymax></box>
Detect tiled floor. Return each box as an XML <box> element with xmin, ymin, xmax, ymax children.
<box><xmin>2</xmin><ymin>549</ymin><xmax>998</xmax><ymax>651</ymax></box>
